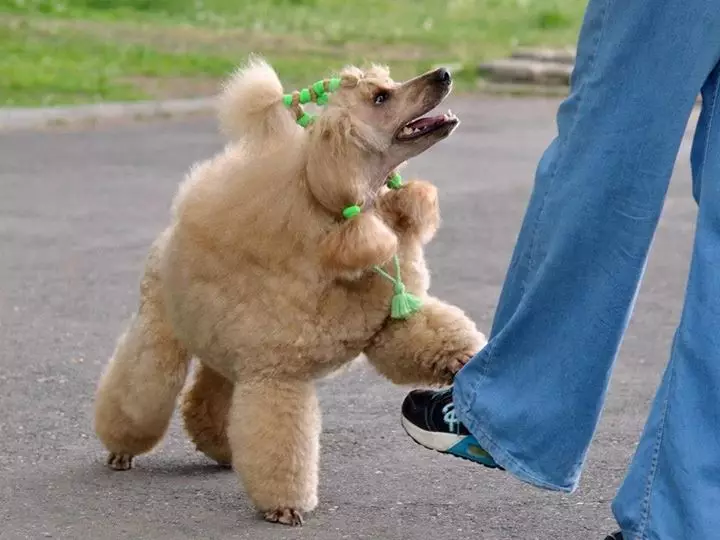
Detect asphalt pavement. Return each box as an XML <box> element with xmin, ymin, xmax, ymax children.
<box><xmin>0</xmin><ymin>97</ymin><xmax>700</xmax><ymax>539</ymax></box>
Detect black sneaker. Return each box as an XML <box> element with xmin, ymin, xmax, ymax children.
<box><xmin>401</xmin><ymin>387</ymin><xmax>500</xmax><ymax>468</ymax></box>
<box><xmin>604</xmin><ymin>533</ymin><xmax>623</xmax><ymax>540</ymax></box>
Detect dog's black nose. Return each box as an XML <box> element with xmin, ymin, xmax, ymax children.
<box><xmin>435</xmin><ymin>68</ymin><xmax>452</xmax><ymax>85</ymax></box>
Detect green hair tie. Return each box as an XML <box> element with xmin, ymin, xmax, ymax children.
<box><xmin>342</xmin><ymin>205</ymin><xmax>362</xmax><ymax>219</ymax></box>
<box><xmin>282</xmin><ymin>76</ymin><xmax>342</xmax><ymax>127</ymax></box>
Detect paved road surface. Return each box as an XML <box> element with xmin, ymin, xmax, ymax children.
<box><xmin>0</xmin><ymin>97</ymin><xmax>699</xmax><ymax>539</ymax></box>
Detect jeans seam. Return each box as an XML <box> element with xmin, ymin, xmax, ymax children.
<box><xmin>634</xmin><ymin>338</ymin><xmax>678</xmax><ymax>540</ymax></box>
<box><xmin>523</xmin><ymin>0</ymin><xmax>615</xmax><ymax>289</ymax></box>
<box><xmin>697</xmin><ymin>67</ymin><xmax>720</xmax><ymax>188</ymax></box>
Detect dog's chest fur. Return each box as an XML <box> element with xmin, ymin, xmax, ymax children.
<box><xmin>158</xmin><ymin>229</ymin><xmax>426</xmax><ymax>381</ymax></box>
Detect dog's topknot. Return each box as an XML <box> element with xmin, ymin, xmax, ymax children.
<box><xmin>338</xmin><ymin>64</ymin><xmax>390</xmax><ymax>89</ymax></box>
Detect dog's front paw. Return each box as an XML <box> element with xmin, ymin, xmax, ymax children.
<box><xmin>432</xmin><ymin>348</ymin><xmax>474</xmax><ymax>385</ymax></box>
<box><xmin>377</xmin><ymin>180</ymin><xmax>439</xmax><ymax>242</ymax></box>
<box><xmin>264</xmin><ymin>508</ymin><xmax>304</xmax><ymax>526</ymax></box>
<box><xmin>428</xmin><ymin>327</ymin><xmax>486</xmax><ymax>385</ymax></box>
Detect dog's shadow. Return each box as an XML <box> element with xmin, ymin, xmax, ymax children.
<box><xmin>124</xmin><ymin>460</ymin><xmax>232</xmax><ymax>478</ymax></box>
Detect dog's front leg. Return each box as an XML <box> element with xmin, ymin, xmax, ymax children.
<box><xmin>375</xmin><ymin>180</ymin><xmax>440</xmax><ymax>244</ymax></box>
<box><xmin>364</xmin><ymin>296</ymin><xmax>486</xmax><ymax>386</ymax></box>
<box><xmin>227</xmin><ymin>378</ymin><xmax>320</xmax><ymax>526</ymax></box>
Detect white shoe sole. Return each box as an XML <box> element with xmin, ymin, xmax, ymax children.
<box><xmin>401</xmin><ymin>414</ymin><xmax>464</xmax><ymax>452</ymax></box>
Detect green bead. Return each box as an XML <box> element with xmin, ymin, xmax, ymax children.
<box><xmin>297</xmin><ymin>112</ymin><xmax>314</xmax><ymax>127</ymax></box>
<box><xmin>312</xmin><ymin>80</ymin><xmax>326</xmax><ymax>96</ymax></box>
<box><xmin>316</xmin><ymin>94</ymin><xmax>329</xmax><ymax>106</ymax></box>
<box><xmin>386</xmin><ymin>173</ymin><xmax>403</xmax><ymax>189</ymax></box>
<box><xmin>282</xmin><ymin>94</ymin><xmax>293</xmax><ymax>107</ymax></box>
<box><xmin>328</xmin><ymin>78</ymin><xmax>341</xmax><ymax>92</ymax></box>
<box><xmin>342</xmin><ymin>205</ymin><xmax>361</xmax><ymax>219</ymax></box>
<box><xmin>299</xmin><ymin>88</ymin><xmax>312</xmax><ymax>104</ymax></box>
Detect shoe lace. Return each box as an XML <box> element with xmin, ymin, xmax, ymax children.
<box><xmin>442</xmin><ymin>402</ymin><xmax>460</xmax><ymax>434</ymax></box>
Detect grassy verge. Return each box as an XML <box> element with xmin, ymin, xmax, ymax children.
<box><xmin>0</xmin><ymin>0</ymin><xmax>586</xmax><ymax>107</ymax></box>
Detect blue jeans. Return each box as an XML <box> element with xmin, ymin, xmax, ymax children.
<box><xmin>453</xmin><ymin>0</ymin><xmax>720</xmax><ymax>538</ymax></box>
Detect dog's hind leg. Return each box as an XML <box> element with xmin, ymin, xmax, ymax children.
<box><xmin>94</xmin><ymin>264</ymin><xmax>191</xmax><ymax>470</ymax></box>
<box><xmin>180</xmin><ymin>362</ymin><xmax>233</xmax><ymax>466</ymax></box>
<box><xmin>227</xmin><ymin>378</ymin><xmax>320</xmax><ymax>526</ymax></box>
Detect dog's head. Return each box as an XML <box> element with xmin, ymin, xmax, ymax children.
<box><xmin>305</xmin><ymin>64</ymin><xmax>458</xmax><ymax>213</ymax></box>
<box><xmin>327</xmin><ymin>64</ymin><xmax>458</xmax><ymax>164</ymax></box>
<box><xmin>303</xmin><ymin>64</ymin><xmax>457</xmax><ymax>276</ymax></box>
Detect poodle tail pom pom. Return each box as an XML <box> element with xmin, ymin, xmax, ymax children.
<box><xmin>217</xmin><ymin>55</ymin><xmax>297</xmax><ymax>142</ymax></box>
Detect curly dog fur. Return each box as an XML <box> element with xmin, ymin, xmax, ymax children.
<box><xmin>93</xmin><ymin>56</ymin><xmax>486</xmax><ymax>526</ymax></box>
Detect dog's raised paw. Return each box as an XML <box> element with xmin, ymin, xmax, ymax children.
<box><xmin>434</xmin><ymin>349</ymin><xmax>474</xmax><ymax>384</ymax></box>
<box><xmin>264</xmin><ymin>508</ymin><xmax>304</xmax><ymax>526</ymax></box>
<box><xmin>106</xmin><ymin>452</ymin><xmax>133</xmax><ymax>471</ymax></box>
<box><xmin>448</xmin><ymin>350</ymin><xmax>473</xmax><ymax>374</ymax></box>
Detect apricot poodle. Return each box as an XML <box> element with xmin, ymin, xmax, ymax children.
<box><xmin>93</xmin><ymin>56</ymin><xmax>486</xmax><ymax>526</ymax></box>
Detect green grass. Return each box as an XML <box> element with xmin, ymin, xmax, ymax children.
<box><xmin>0</xmin><ymin>0</ymin><xmax>587</xmax><ymax>107</ymax></box>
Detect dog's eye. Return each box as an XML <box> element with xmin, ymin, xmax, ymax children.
<box><xmin>373</xmin><ymin>91</ymin><xmax>389</xmax><ymax>105</ymax></box>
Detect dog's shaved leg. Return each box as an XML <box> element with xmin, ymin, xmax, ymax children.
<box><xmin>94</xmin><ymin>252</ymin><xmax>191</xmax><ymax>470</ymax></box>
<box><xmin>227</xmin><ymin>378</ymin><xmax>320</xmax><ymax>526</ymax></box>
<box><xmin>364</xmin><ymin>296</ymin><xmax>486</xmax><ymax>387</ymax></box>
<box><xmin>180</xmin><ymin>362</ymin><xmax>233</xmax><ymax>466</ymax></box>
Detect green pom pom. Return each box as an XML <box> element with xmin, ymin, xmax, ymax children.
<box><xmin>297</xmin><ymin>112</ymin><xmax>314</xmax><ymax>127</ymax></box>
<box><xmin>342</xmin><ymin>205</ymin><xmax>362</xmax><ymax>219</ymax></box>
<box><xmin>282</xmin><ymin>94</ymin><xmax>293</xmax><ymax>107</ymax></box>
<box><xmin>312</xmin><ymin>80</ymin><xmax>326</xmax><ymax>96</ymax></box>
<box><xmin>372</xmin><ymin>254</ymin><xmax>421</xmax><ymax>320</ymax></box>
<box><xmin>328</xmin><ymin>78</ymin><xmax>341</xmax><ymax>92</ymax></box>
<box><xmin>386</xmin><ymin>172</ymin><xmax>403</xmax><ymax>190</ymax></box>
<box><xmin>390</xmin><ymin>283</ymin><xmax>423</xmax><ymax>319</ymax></box>
<box><xmin>299</xmin><ymin>88</ymin><xmax>312</xmax><ymax>104</ymax></box>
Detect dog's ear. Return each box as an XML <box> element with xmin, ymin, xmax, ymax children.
<box><xmin>305</xmin><ymin>110</ymin><xmax>364</xmax><ymax>213</ymax></box>
<box><xmin>305</xmin><ymin>108</ymin><xmax>383</xmax><ymax>216</ymax></box>
<box><xmin>313</xmin><ymin>107</ymin><xmax>381</xmax><ymax>154</ymax></box>
<box><xmin>320</xmin><ymin>212</ymin><xmax>397</xmax><ymax>276</ymax></box>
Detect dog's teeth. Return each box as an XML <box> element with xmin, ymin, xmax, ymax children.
<box><xmin>402</xmin><ymin>127</ymin><xmax>413</xmax><ymax>135</ymax></box>
<box><xmin>412</xmin><ymin>127</ymin><xmax>421</xmax><ymax>134</ymax></box>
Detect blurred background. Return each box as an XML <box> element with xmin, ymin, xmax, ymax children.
<box><xmin>0</xmin><ymin>0</ymin><xmax>586</xmax><ymax>107</ymax></box>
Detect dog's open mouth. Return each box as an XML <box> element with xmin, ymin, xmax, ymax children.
<box><xmin>396</xmin><ymin>110</ymin><xmax>459</xmax><ymax>141</ymax></box>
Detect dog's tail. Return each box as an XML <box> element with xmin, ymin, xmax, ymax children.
<box><xmin>216</xmin><ymin>55</ymin><xmax>297</xmax><ymax>143</ymax></box>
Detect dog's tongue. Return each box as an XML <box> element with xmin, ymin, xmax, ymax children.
<box><xmin>406</xmin><ymin>115</ymin><xmax>444</xmax><ymax>129</ymax></box>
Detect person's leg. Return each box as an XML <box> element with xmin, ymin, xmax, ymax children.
<box><xmin>611</xmin><ymin>60</ymin><xmax>720</xmax><ymax>540</ymax></box>
<box><xmin>402</xmin><ymin>0</ymin><xmax>720</xmax><ymax>492</ymax></box>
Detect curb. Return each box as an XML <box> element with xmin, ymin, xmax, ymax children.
<box><xmin>476</xmin><ymin>80</ymin><xmax>569</xmax><ymax>98</ymax></box>
<box><xmin>477</xmin><ymin>47</ymin><xmax>703</xmax><ymax>105</ymax></box>
<box><xmin>0</xmin><ymin>97</ymin><xmax>216</xmax><ymax>131</ymax></box>
<box><xmin>478</xmin><ymin>58</ymin><xmax>572</xmax><ymax>86</ymax></box>
<box><xmin>478</xmin><ymin>47</ymin><xmax>574</xmax><ymax>90</ymax></box>
<box><xmin>511</xmin><ymin>47</ymin><xmax>576</xmax><ymax>65</ymax></box>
